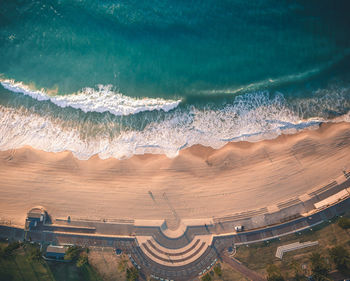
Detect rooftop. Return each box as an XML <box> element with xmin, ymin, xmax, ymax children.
<box><xmin>27</xmin><ymin>207</ymin><xmax>45</xmax><ymax>219</ymax></box>
<box><xmin>47</xmin><ymin>245</ymin><xmax>66</xmax><ymax>254</ymax></box>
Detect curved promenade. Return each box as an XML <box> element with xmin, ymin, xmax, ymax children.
<box><xmin>136</xmin><ymin>235</ymin><xmax>212</xmax><ymax>267</ymax></box>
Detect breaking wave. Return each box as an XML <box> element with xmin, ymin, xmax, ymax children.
<box><xmin>2</xmin><ymin>90</ymin><xmax>349</xmax><ymax>160</ymax></box>
<box><xmin>0</xmin><ymin>79</ymin><xmax>181</xmax><ymax>116</ymax></box>
<box><xmin>1</xmin><ymin>77</ymin><xmax>350</xmax><ymax>160</ymax></box>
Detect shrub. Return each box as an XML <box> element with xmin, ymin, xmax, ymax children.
<box><xmin>338</xmin><ymin>217</ymin><xmax>350</xmax><ymax>229</ymax></box>
<box><xmin>329</xmin><ymin>245</ymin><xmax>350</xmax><ymax>273</ymax></box>
<box><xmin>27</xmin><ymin>246</ymin><xmax>42</xmax><ymax>261</ymax></box>
<box><xmin>201</xmin><ymin>273</ymin><xmax>212</xmax><ymax>281</ymax></box>
<box><xmin>309</xmin><ymin>252</ymin><xmax>329</xmax><ymax>280</ymax></box>
<box><xmin>2</xmin><ymin>242</ymin><xmax>21</xmax><ymax>258</ymax></box>
<box><xmin>213</xmin><ymin>263</ymin><xmax>222</xmax><ymax>277</ymax></box>
<box><xmin>126</xmin><ymin>266</ymin><xmax>139</xmax><ymax>281</ymax></box>
<box><xmin>76</xmin><ymin>252</ymin><xmax>88</xmax><ymax>268</ymax></box>
<box><xmin>65</xmin><ymin>246</ymin><xmax>83</xmax><ymax>261</ymax></box>
<box><xmin>118</xmin><ymin>257</ymin><xmax>128</xmax><ymax>272</ymax></box>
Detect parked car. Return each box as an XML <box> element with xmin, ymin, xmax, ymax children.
<box><xmin>234</xmin><ymin>225</ymin><xmax>244</xmax><ymax>232</ymax></box>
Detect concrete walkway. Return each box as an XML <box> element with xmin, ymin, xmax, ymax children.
<box><xmin>136</xmin><ymin>235</ymin><xmax>212</xmax><ymax>267</ymax></box>
<box><xmin>275</xmin><ymin>241</ymin><xmax>318</xmax><ymax>259</ymax></box>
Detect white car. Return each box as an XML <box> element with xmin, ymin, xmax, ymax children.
<box><xmin>234</xmin><ymin>225</ymin><xmax>244</xmax><ymax>232</ymax></box>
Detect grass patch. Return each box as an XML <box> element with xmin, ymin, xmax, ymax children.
<box><xmin>197</xmin><ymin>262</ymin><xmax>249</xmax><ymax>281</ymax></box>
<box><xmin>0</xmin><ymin>242</ymin><xmax>103</xmax><ymax>281</ymax></box>
<box><xmin>88</xmin><ymin>248</ymin><xmax>127</xmax><ymax>281</ymax></box>
<box><xmin>212</xmin><ymin>262</ymin><xmax>249</xmax><ymax>281</ymax></box>
<box><xmin>233</xmin><ymin>214</ymin><xmax>350</xmax><ymax>279</ymax></box>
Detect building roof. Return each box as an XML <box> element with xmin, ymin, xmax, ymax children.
<box><xmin>27</xmin><ymin>207</ymin><xmax>45</xmax><ymax>219</ymax></box>
<box><xmin>275</xmin><ymin>241</ymin><xmax>318</xmax><ymax>259</ymax></box>
<box><xmin>27</xmin><ymin>212</ymin><xmax>42</xmax><ymax>219</ymax></box>
<box><xmin>47</xmin><ymin>245</ymin><xmax>66</xmax><ymax>254</ymax></box>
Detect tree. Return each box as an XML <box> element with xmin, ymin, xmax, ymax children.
<box><xmin>65</xmin><ymin>246</ymin><xmax>83</xmax><ymax>261</ymax></box>
<box><xmin>338</xmin><ymin>217</ymin><xmax>350</xmax><ymax>229</ymax></box>
<box><xmin>329</xmin><ymin>246</ymin><xmax>350</xmax><ymax>273</ymax></box>
<box><xmin>126</xmin><ymin>266</ymin><xmax>139</xmax><ymax>281</ymax></box>
<box><xmin>27</xmin><ymin>246</ymin><xmax>41</xmax><ymax>261</ymax></box>
<box><xmin>76</xmin><ymin>252</ymin><xmax>88</xmax><ymax>268</ymax></box>
<box><xmin>266</xmin><ymin>264</ymin><xmax>284</xmax><ymax>281</ymax></box>
<box><xmin>201</xmin><ymin>273</ymin><xmax>212</xmax><ymax>281</ymax></box>
<box><xmin>2</xmin><ymin>242</ymin><xmax>20</xmax><ymax>258</ymax></box>
<box><xmin>309</xmin><ymin>252</ymin><xmax>329</xmax><ymax>281</ymax></box>
<box><xmin>213</xmin><ymin>263</ymin><xmax>222</xmax><ymax>277</ymax></box>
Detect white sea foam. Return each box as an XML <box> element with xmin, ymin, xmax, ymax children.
<box><xmin>0</xmin><ymin>79</ymin><xmax>181</xmax><ymax>116</ymax></box>
<box><xmin>0</xmin><ymin>80</ymin><xmax>349</xmax><ymax>160</ymax></box>
<box><xmin>0</xmin><ymin>93</ymin><xmax>333</xmax><ymax>160</ymax></box>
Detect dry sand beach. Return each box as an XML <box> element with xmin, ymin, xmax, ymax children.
<box><xmin>0</xmin><ymin>122</ymin><xmax>350</xmax><ymax>227</ymax></box>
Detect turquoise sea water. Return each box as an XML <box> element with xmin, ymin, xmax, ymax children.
<box><xmin>0</xmin><ymin>0</ymin><xmax>350</xmax><ymax>159</ymax></box>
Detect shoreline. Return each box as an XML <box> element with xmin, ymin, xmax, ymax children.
<box><xmin>2</xmin><ymin>79</ymin><xmax>350</xmax><ymax>162</ymax></box>
<box><xmin>1</xmin><ymin>119</ymin><xmax>341</xmax><ymax>162</ymax></box>
<box><xmin>0</xmin><ymin>121</ymin><xmax>350</xmax><ymax>227</ymax></box>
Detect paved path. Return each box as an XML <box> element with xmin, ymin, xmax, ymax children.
<box><xmin>221</xmin><ymin>253</ymin><xmax>266</xmax><ymax>281</ymax></box>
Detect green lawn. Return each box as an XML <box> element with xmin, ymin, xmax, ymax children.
<box><xmin>233</xmin><ymin>215</ymin><xmax>350</xmax><ymax>279</ymax></box>
<box><xmin>0</xmin><ymin>242</ymin><xmax>102</xmax><ymax>281</ymax></box>
<box><xmin>212</xmin><ymin>262</ymin><xmax>249</xmax><ymax>281</ymax></box>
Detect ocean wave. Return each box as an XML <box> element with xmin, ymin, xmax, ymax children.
<box><xmin>0</xmin><ymin>79</ymin><xmax>181</xmax><ymax>116</ymax></box>
<box><xmin>201</xmin><ymin>67</ymin><xmax>322</xmax><ymax>95</ymax></box>
<box><xmin>2</xmin><ymin>90</ymin><xmax>347</xmax><ymax>160</ymax></box>
<box><xmin>1</xmin><ymin>84</ymin><xmax>349</xmax><ymax>160</ymax></box>
<box><xmin>202</xmin><ymin>51</ymin><xmax>350</xmax><ymax>95</ymax></box>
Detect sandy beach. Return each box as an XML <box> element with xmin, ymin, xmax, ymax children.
<box><xmin>0</xmin><ymin>121</ymin><xmax>350</xmax><ymax>227</ymax></box>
